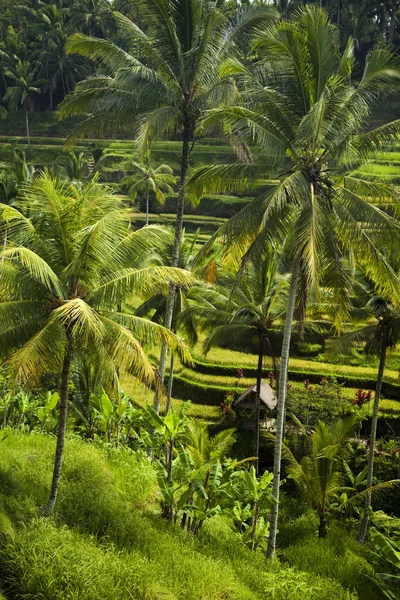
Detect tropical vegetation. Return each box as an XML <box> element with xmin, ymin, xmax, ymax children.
<box><xmin>0</xmin><ymin>1</ymin><xmax>400</xmax><ymax>599</ymax></box>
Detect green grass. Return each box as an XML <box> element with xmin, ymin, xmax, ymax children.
<box><xmin>281</xmin><ymin>525</ymin><xmax>373</xmax><ymax>599</ymax></box>
<box><xmin>0</xmin><ymin>433</ymin><xmax>357</xmax><ymax>600</ymax></box>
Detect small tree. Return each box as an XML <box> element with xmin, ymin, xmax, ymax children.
<box><xmin>284</xmin><ymin>417</ymin><xmax>357</xmax><ymax>538</ymax></box>
<box><xmin>122</xmin><ymin>156</ymin><xmax>175</xmax><ymax>225</ymax></box>
<box><xmin>4</xmin><ymin>59</ymin><xmax>45</xmax><ymax>147</ymax></box>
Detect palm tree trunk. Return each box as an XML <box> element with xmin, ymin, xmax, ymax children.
<box><xmin>46</xmin><ymin>349</ymin><xmax>71</xmax><ymax>515</ymax></box>
<box><xmin>267</xmin><ymin>258</ymin><xmax>300</xmax><ymax>559</ymax></box>
<box><xmin>165</xmin><ymin>352</ymin><xmax>175</xmax><ymax>416</ymax></box>
<box><xmin>318</xmin><ymin>511</ymin><xmax>327</xmax><ymax>538</ymax></box>
<box><xmin>73</xmin><ymin>352</ymin><xmax>87</xmax><ymax>418</ymax></box>
<box><xmin>25</xmin><ymin>104</ymin><xmax>30</xmax><ymax>149</ymax></box>
<box><xmin>145</xmin><ymin>187</ymin><xmax>150</xmax><ymax>226</ymax></box>
<box><xmin>153</xmin><ymin>120</ymin><xmax>192</xmax><ymax>413</ymax></box>
<box><xmin>358</xmin><ymin>329</ymin><xmax>388</xmax><ymax>544</ymax></box>
<box><xmin>254</xmin><ymin>335</ymin><xmax>263</xmax><ymax>476</ymax></box>
<box><xmin>2</xmin><ymin>225</ymin><xmax>7</xmax><ymax>260</ymax></box>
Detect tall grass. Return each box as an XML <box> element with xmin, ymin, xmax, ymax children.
<box><xmin>0</xmin><ymin>433</ymin><xmax>359</xmax><ymax>600</ymax></box>
<box><xmin>281</xmin><ymin>525</ymin><xmax>374</xmax><ymax>599</ymax></box>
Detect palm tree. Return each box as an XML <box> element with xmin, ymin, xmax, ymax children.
<box><xmin>121</xmin><ymin>156</ymin><xmax>175</xmax><ymax>225</ymax></box>
<box><xmin>69</xmin><ymin>0</ymin><xmax>115</xmax><ymax>38</ymax></box>
<box><xmin>0</xmin><ymin>173</ymin><xmax>192</xmax><ymax>514</ymax></box>
<box><xmin>187</xmin><ymin>7</ymin><xmax>400</xmax><ymax>557</ymax></box>
<box><xmin>284</xmin><ymin>417</ymin><xmax>357</xmax><ymax>538</ymax></box>
<box><xmin>333</xmin><ymin>295</ymin><xmax>400</xmax><ymax>543</ymax></box>
<box><xmin>192</xmin><ymin>255</ymin><xmax>288</xmax><ymax>474</ymax></box>
<box><xmin>57</xmin><ymin>151</ymin><xmax>88</xmax><ymax>182</ymax></box>
<box><xmin>0</xmin><ymin>149</ymin><xmax>35</xmax><ymax>184</ymax></box>
<box><xmin>58</xmin><ymin>0</ymin><xmax>276</xmax><ymax>411</ymax></box>
<box><xmin>4</xmin><ymin>59</ymin><xmax>45</xmax><ymax>147</ymax></box>
<box><xmin>136</xmin><ymin>229</ymin><xmax>211</xmax><ymax>413</ymax></box>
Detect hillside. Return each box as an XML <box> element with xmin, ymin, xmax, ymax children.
<box><xmin>0</xmin><ymin>433</ymin><xmax>367</xmax><ymax>599</ymax></box>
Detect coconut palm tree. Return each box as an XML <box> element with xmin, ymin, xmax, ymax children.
<box><xmin>0</xmin><ymin>173</ymin><xmax>192</xmax><ymax>514</ymax></box>
<box><xmin>121</xmin><ymin>156</ymin><xmax>176</xmax><ymax>225</ymax></box>
<box><xmin>187</xmin><ymin>7</ymin><xmax>400</xmax><ymax>556</ymax></box>
<box><xmin>136</xmin><ymin>229</ymin><xmax>213</xmax><ymax>413</ymax></box>
<box><xmin>333</xmin><ymin>294</ymin><xmax>400</xmax><ymax>543</ymax></box>
<box><xmin>190</xmin><ymin>255</ymin><xmax>288</xmax><ymax>474</ymax></box>
<box><xmin>58</xmin><ymin>0</ymin><xmax>276</xmax><ymax>412</ymax></box>
<box><xmin>4</xmin><ymin>59</ymin><xmax>45</xmax><ymax>147</ymax></box>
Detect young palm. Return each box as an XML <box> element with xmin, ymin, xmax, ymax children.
<box><xmin>4</xmin><ymin>59</ymin><xmax>45</xmax><ymax>147</ymax></box>
<box><xmin>188</xmin><ymin>7</ymin><xmax>400</xmax><ymax>556</ymax></box>
<box><xmin>192</xmin><ymin>255</ymin><xmax>288</xmax><ymax>474</ymax></box>
<box><xmin>121</xmin><ymin>156</ymin><xmax>175</xmax><ymax>225</ymax></box>
<box><xmin>57</xmin><ymin>151</ymin><xmax>88</xmax><ymax>182</ymax></box>
<box><xmin>334</xmin><ymin>294</ymin><xmax>400</xmax><ymax>543</ymax></box>
<box><xmin>0</xmin><ymin>173</ymin><xmax>191</xmax><ymax>514</ymax></box>
<box><xmin>58</xmin><ymin>0</ymin><xmax>276</xmax><ymax>411</ymax></box>
<box><xmin>284</xmin><ymin>417</ymin><xmax>357</xmax><ymax>538</ymax></box>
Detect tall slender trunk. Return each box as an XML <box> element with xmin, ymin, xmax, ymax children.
<box><xmin>2</xmin><ymin>225</ymin><xmax>7</xmax><ymax>260</ymax></box>
<box><xmin>358</xmin><ymin>328</ymin><xmax>387</xmax><ymax>544</ymax></box>
<box><xmin>165</xmin><ymin>353</ymin><xmax>175</xmax><ymax>416</ymax></box>
<box><xmin>254</xmin><ymin>335</ymin><xmax>263</xmax><ymax>476</ymax></box>
<box><xmin>46</xmin><ymin>349</ymin><xmax>71</xmax><ymax>515</ymax></box>
<box><xmin>145</xmin><ymin>187</ymin><xmax>150</xmax><ymax>226</ymax></box>
<box><xmin>73</xmin><ymin>352</ymin><xmax>87</xmax><ymax>419</ymax></box>
<box><xmin>25</xmin><ymin>104</ymin><xmax>30</xmax><ymax>148</ymax></box>
<box><xmin>153</xmin><ymin>119</ymin><xmax>192</xmax><ymax>413</ymax></box>
<box><xmin>389</xmin><ymin>13</ymin><xmax>395</xmax><ymax>42</ymax></box>
<box><xmin>296</xmin><ymin>261</ymin><xmax>308</xmax><ymax>342</ymax></box>
<box><xmin>267</xmin><ymin>258</ymin><xmax>300</xmax><ymax>559</ymax></box>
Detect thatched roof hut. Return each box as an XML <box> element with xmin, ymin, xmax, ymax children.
<box><xmin>233</xmin><ymin>380</ymin><xmax>278</xmax><ymax>414</ymax></box>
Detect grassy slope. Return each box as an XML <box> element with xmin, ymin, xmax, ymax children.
<box><xmin>0</xmin><ymin>433</ymin><xmax>358</xmax><ymax>600</ymax></box>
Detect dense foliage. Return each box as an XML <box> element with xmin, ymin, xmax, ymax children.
<box><xmin>0</xmin><ymin>1</ymin><xmax>400</xmax><ymax>598</ymax></box>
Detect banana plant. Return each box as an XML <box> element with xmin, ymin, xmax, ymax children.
<box><xmin>13</xmin><ymin>389</ymin><xmax>31</xmax><ymax>428</ymax></box>
<box><xmin>36</xmin><ymin>391</ymin><xmax>60</xmax><ymax>432</ymax></box>
<box><xmin>90</xmin><ymin>390</ymin><xmax>140</xmax><ymax>443</ymax></box>
<box><xmin>140</xmin><ymin>402</ymin><xmax>191</xmax><ymax>520</ymax></box>
<box><xmin>233</xmin><ymin>466</ymin><xmax>275</xmax><ymax>551</ymax></box>
<box><xmin>364</xmin><ymin>528</ymin><xmax>400</xmax><ymax>599</ymax></box>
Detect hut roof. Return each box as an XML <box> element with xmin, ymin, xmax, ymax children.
<box><xmin>233</xmin><ymin>380</ymin><xmax>278</xmax><ymax>411</ymax></box>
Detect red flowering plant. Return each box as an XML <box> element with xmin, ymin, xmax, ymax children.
<box><xmin>303</xmin><ymin>379</ymin><xmax>313</xmax><ymax>393</ymax></box>
<box><xmin>352</xmin><ymin>389</ymin><xmax>373</xmax><ymax>408</ymax></box>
